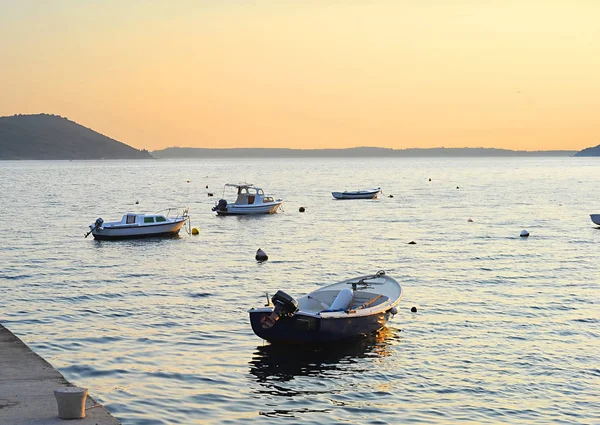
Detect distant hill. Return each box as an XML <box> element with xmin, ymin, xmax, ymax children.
<box><xmin>574</xmin><ymin>144</ymin><xmax>600</xmax><ymax>157</ymax></box>
<box><xmin>0</xmin><ymin>114</ymin><xmax>153</xmax><ymax>160</ymax></box>
<box><xmin>153</xmin><ymin>146</ymin><xmax>576</xmax><ymax>159</ymax></box>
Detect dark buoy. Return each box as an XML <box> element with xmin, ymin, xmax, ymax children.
<box><xmin>208</xmin><ymin>192</ymin><xmax>214</xmax><ymax>197</ymax></box>
<box><xmin>408</xmin><ymin>241</ymin><xmax>417</xmax><ymax>245</ymax></box>
<box><xmin>411</xmin><ymin>306</ymin><xmax>417</xmax><ymax>313</ymax></box>
<box><xmin>299</xmin><ymin>207</ymin><xmax>305</xmax><ymax>212</ymax></box>
<box><xmin>467</xmin><ymin>218</ymin><xmax>473</xmax><ymax>222</ymax></box>
<box><xmin>135</xmin><ymin>200</ymin><xmax>139</xmax><ymax>205</ymax></box>
<box><xmin>456</xmin><ymin>186</ymin><xmax>459</xmax><ymax>189</ymax></box>
<box><xmin>187</xmin><ymin>180</ymin><xmax>190</xmax><ymax>183</ymax></box>
<box><xmin>520</xmin><ymin>230</ymin><xmax>529</xmax><ymax>237</ymax></box>
<box><xmin>256</xmin><ymin>248</ymin><xmax>268</xmax><ymax>262</ymax></box>
<box><xmin>206</xmin><ymin>185</ymin><xmax>209</xmax><ymax>189</ymax></box>
<box><xmin>388</xmin><ymin>195</ymin><xmax>394</xmax><ymax>198</ymax></box>
<box><xmin>428</xmin><ymin>178</ymin><xmax>431</xmax><ymax>182</ymax></box>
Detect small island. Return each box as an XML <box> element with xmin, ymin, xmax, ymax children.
<box><xmin>574</xmin><ymin>144</ymin><xmax>600</xmax><ymax>157</ymax></box>
<box><xmin>0</xmin><ymin>114</ymin><xmax>153</xmax><ymax>160</ymax></box>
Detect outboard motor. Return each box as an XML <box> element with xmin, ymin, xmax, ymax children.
<box><xmin>212</xmin><ymin>199</ymin><xmax>228</xmax><ymax>212</ymax></box>
<box><xmin>261</xmin><ymin>290</ymin><xmax>298</xmax><ymax>329</ymax></box>
<box><xmin>85</xmin><ymin>217</ymin><xmax>104</xmax><ymax>238</ymax></box>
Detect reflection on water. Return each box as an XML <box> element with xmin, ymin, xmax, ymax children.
<box><xmin>249</xmin><ymin>327</ymin><xmax>400</xmax><ymax>386</ymax></box>
<box><xmin>92</xmin><ymin>235</ymin><xmax>183</xmax><ymax>248</ymax></box>
<box><xmin>248</xmin><ymin>327</ymin><xmax>401</xmax><ymax>419</ymax></box>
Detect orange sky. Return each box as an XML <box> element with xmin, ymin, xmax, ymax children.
<box><xmin>1</xmin><ymin>1</ymin><xmax>598</xmax><ymax>151</ymax></box>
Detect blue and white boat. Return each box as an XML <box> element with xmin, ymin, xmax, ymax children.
<box><xmin>249</xmin><ymin>271</ymin><xmax>402</xmax><ymax>344</ymax></box>
<box><xmin>212</xmin><ymin>183</ymin><xmax>283</xmax><ymax>215</ymax></box>
<box><xmin>591</xmin><ymin>214</ymin><xmax>600</xmax><ymax>226</ymax></box>
<box><xmin>86</xmin><ymin>208</ymin><xmax>190</xmax><ymax>240</ymax></box>
<box><xmin>332</xmin><ymin>188</ymin><xmax>381</xmax><ymax>199</ymax></box>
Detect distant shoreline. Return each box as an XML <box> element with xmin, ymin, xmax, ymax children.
<box><xmin>1</xmin><ymin>114</ymin><xmax>596</xmax><ymax>159</ymax></box>
<box><xmin>151</xmin><ymin>147</ymin><xmax>577</xmax><ymax>159</ymax></box>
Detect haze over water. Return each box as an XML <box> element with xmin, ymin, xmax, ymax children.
<box><xmin>1</xmin><ymin>158</ymin><xmax>599</xmax><ymax>424</ymax></box>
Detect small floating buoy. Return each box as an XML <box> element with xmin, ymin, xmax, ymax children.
<box><xmin>255</xmin><ymin>248</ymin><xmax>268</xmax><ymax>262</ymax></box>
<box><xmin>299</xmin><ymin>207</ymin><xmax>305</xmax><ymax>212</ymax></box>
<box><xmin>207</xmin><ymin>193</ymin><xmax>214</xmax><ymax>197</ymax></box>
<box><xmin>388</xmin><ymin>195</ymin><xmax>394</xmax><ymax>198</ymax></box>
<box><xmin>206</xmin><ymin>185</ymin><xmax>209</xmax><ymax>189</ymax></box>
<box><xmin>408</xmin><ymin>241</ymin><xmax>417</xmax><ymax>245</ymax></box>
<box><xmin>456</xmin><ymin>186</ymin><xmax>459</xmax><ymax>189</ymax></box>
<box><xmin>467</xmin><ymin>218</ymin><xmax>473</xmax><ymax>222</ymax></box>
<box><xmin>135</xmin><ymin>200</ymin><xmax>139</xmax><ymax>205</ymax></box>
<box><xmin>428</xmin><ymin>178</ymin><xmax>431</xmax><ymax>182</ymax></box>
<box><xmin>187</xmin><ymin>180</ymin><xmax>190</xmax><ymax>183</ymax></box>
<box><xmin>411</xmin><ymin>306</ymin><xmax>417</xmax><ymax>313</ymax></box>
<box><xmin>520</xmin><ymin>230</ymin><xmax>529</xmax><ymax>237</ymax></box>
<box><xmin>191</xmin><ymin>228</ymin><xmax>199</xmax><ymax>235</ymax></box>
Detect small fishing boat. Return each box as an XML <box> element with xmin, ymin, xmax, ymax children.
<box><xmin>249</xmin><ymin>271</ymin><xmax>402</xmax><ymax>343</ymax></box>
<box><xmin>332</xmin><ymin>188</ymin><xmax>381</xmax><ymax>199</ymax></box>
<box><xmin>85</xmin><ymin>208</ymin><xmax>190</xmax><ymax>240</ymax></box>
<box><xmin>212</xmin><ymin>183</ymin><xmax>283</xmax><ymax>215</ymax></box>
<box><xmin>591</xmin><ymin>214</ymin><xmax>600</xmax><ymax>226</ymax></box>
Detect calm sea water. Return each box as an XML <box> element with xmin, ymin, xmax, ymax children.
<box><xmin>1</xmin><ymin>158</ymin><xmax>599</xmax><ymax>425</ymax></box>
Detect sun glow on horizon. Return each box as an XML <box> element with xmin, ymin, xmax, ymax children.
<box><xmin>1</xmin><ymin>1</ymin><xmax>599</xmax><ymax>151</ymax></box>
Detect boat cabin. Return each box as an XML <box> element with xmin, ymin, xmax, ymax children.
<box><xmin>120</xmin><ymin>214</ymin><xmax>169</xmax><ymax>225</ymax></box>
<box><xmin>230</xmin><ymin>185</ymin><xmax>274</xmax><ymax>205</ymax></box>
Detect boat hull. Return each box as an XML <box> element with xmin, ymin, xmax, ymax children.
<box><xmin>332</xmin><ymin>190</ymin><xmax>381</xmax><ymax>200</ymax></box>
<box><xmin>91</xmin><ymin>220</ymin><xmax>186</xmax><ymax>240</ymax></box>
<box><xmin>248</xmin><ymin>310</ymin><xmax>393</xmax><ymax>343</ymax></box>
<box><xmin>216</xmin><ymin>202</ymin><xmax>282</xmax><ymax>215</ymax></box>
<box><xmin>591</xmin><ymin>214</ymin><xmax>600</xmax><ymax>226</ymax></box>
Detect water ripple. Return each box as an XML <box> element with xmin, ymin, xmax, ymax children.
<box><xmin>1</xmin><ymin>158</ymin><xmax>599</xmax><ymax>425</ymax></box>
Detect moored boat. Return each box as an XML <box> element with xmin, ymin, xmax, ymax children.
<box><xmin>591</xmin><ymin>214</ymin><xmax>600</xmax><ymax>226</ymax></box>
<box><xmin>248</xmin><ymin>271</ymin><xmax>402</xmax><ymax>344</ymax></box>
<box><xmin>212</xmin><ymin>183</ymin><xmax>283</xmax><ymax>215</ymax></box>
<box><xmin>332</xmin><ymin>188</ymin><xmax>381</xmax><ymax>199</ymax></box>
<box><xmin>86</xmin><ymin>208</ymin><xmax>190</xmax><ymax>240</ymax></box>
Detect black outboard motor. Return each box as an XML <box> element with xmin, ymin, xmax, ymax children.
<box><xmin>85</xmin><ymin>217</ymin><xmax>104</xmax><ymax>238</ymax></box>
<box><xmin>261</xmin><ymin>290</ymin><xmax>298</xmax><ymax>329</ymax></box>
<box><xmin>212</xmin><ymin>199</ymin><xmax>228</xmax><ymax>212</ymax></box>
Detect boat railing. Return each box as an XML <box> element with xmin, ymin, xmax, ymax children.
<box><xmin>155</xmin><ymin>207</ymin><xmax>190</xmax><ymax>220</ymax></box>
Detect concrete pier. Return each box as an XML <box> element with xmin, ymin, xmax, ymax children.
<box><xmin>0</xmin><ymin>324</ymin><xmax>121</xmax><ymax>425</ymax></box>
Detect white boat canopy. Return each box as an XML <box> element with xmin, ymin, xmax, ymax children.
<box><xmin>224</xmin><ymin>183</ymin><xmax>254</xmax><ymax>188</ymax></box>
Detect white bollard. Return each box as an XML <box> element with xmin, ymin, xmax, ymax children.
<box><xmin>54</xmin><ymin>387</ymin><xmax>88</xmax><ymax>419</ymax></box>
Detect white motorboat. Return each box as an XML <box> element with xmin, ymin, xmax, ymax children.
<box><xmin>591</xmin><ymin>214</ymin><xmax>600</xmax><ymax>226</ymax></box>
<box><xmin>212</xmin><ymin>184</ymin><xmax>283</xmax><ymax>215</ymax></box>
<box><xmin>332</xmin><ymin>188</ymin><xmax>381</xmax><ymax>200</ymax></box>
<box><xmin>249</xmin><ymin>270</ymin><xmax>403</xmax><ymax>343</ymax></box>
<box><xmin>86</xmin><ymin>208</ymin><xmax>190</xmax><ymax>240</ymax></box>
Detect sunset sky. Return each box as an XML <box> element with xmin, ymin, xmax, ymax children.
<box><xmin>1</xmin><ymin>1</ymin><xmax>599</xmax><ymax>151</ymax></box>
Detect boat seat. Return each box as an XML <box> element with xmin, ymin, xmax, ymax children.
<box><xmin>322</xmin><ymin>288</ymin><xmax>354</xmax><ymax>312</ymax></box>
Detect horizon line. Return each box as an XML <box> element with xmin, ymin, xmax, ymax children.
<box><xmin>156</xmin><ymin>146</ymin><xmax>577</xmax><ymax>152</ymax></box>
